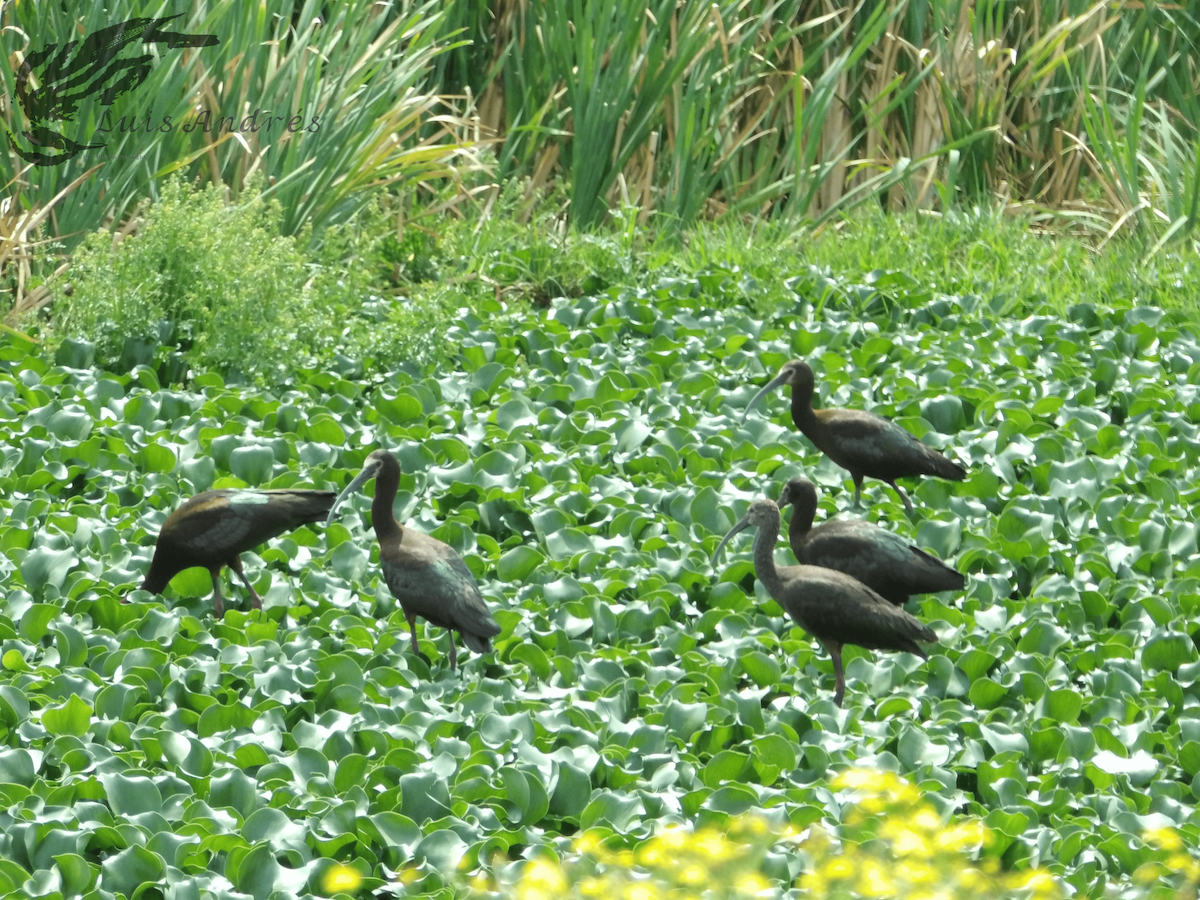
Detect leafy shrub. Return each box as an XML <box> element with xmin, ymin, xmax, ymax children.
<box><xmin>53</xmin><ymin>180</ymin><xmax>455</xmax><ymax>380</ymax></box>
<box><xmin>54</xmin><ymin>178</ymin><xmax>310</xmax><ymax>379</ymax></box>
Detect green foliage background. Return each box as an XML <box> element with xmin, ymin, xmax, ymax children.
<box><xmin>5</xmin><ymin>260</ymin><xmax>1200</xmax><ymax>896</ymax></box>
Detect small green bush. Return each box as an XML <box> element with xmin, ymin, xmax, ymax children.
<box><xmin>55</xmin><ymin>179</ymin><xmax>309</xmax><ymax>379</ymax></box>
<box><xmin>53</xmin><ymin>180</ymin><xmax>455</xmax><ymax>381</ymax></box>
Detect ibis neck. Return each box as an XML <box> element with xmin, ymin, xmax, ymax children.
<box><xmin>141</xmin><ymin>551</ymin><xmax>178</xmax><ymax>594</ymax></box>
<box><xmin>371</xmin><ymin>460</ymin><xmax>404</xmax><ymax>541</ymax></box>
<box><xmin>790</xmin><ymin>382</ymin><xmax>819</xmax><ymax>436</ymax></box>
<box><xmin>752</xmin><ymin>517</ymin><xmax>785</xmax><ymax>598</ymax></box>
<box><xmin>789</xmin><ymin>496</ymin><xmax>815</xmax><ymax>544</ymax></box>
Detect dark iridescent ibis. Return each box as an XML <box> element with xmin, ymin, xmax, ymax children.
<box><xmin>711</xmin><ymin>499</ymin><xmax>937</xmax><ymax>707</ymax></box>
<box><xmin>743</xmin><ymin>359</ymin><xmax>966</xmax><ymax>512</ymax></box>
<box><xmin>137</xmin><ymin>489</ymin><xmax>336</xmax><ymax>617</ymax></box>
<box><xmin>326</xmin><ymin>449</ymin><xmax>500</xmax><ymax>672</ymax></box>
<box><xmin>777</xmin><ymin>477</ymin><xmax>965</xmax><ymax>605</ymax></box>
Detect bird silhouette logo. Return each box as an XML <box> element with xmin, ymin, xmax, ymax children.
<box><xmin>8</xmin><ymin>13</ymin><xmax>218</xmax><ymax>166</ymax></box>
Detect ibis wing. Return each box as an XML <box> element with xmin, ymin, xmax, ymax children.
<box><xmin>781</xmin><ymin>566</ymin><xmax>936</xmax><ymax>656</ymax></box>
<box><xmin>798</xmin><ymin>520</ymin><xmax>962</xmax><ymax>603</ymax></box>
<box><xmin>817</xmin><ymin>409</ymin><xmax>965</xmax><ymax>480</ymax></box>
<box><xmin>380</xmin><ymin>531</ymin><xmax>500</xmax><ymax>645</ymax></box>
<box><xmin>161</xmin><ymin>489</ymin><xmax>335</xmax><ymax>559</ymax></box>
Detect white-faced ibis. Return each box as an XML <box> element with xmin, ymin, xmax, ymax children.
<box><xmin>712</xmin><ymin>498</ymin><xmax>937</xmax><ymax>707</ymax></box>
<box><xmin>137</xmin><ymin>489</ymin><xmax>336</xmax><ymax>617</ymax></box>
<box><xmin>326</xmin><ymin>449</ymin><xmax>501</xmax><ymax>672</ymax></box>
<box><xmin>776</xmin><ymin>477</ymin><xmax>965</xmax><ymax>605</ymax></box>
<box><xmin>743</xmin><ymin>359</ymin><xmax>965</xmax><ymax>512</ymax></box>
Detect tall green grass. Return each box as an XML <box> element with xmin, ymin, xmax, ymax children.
<box><xmin>0</xmin><ymin>1</ymin><xmax>479</xmax><ymax>310</ymax></box>
<box><xmin>439</xmin><ymin>0</ymin><xmax>1200</xmax><ymax>244</ymax></box>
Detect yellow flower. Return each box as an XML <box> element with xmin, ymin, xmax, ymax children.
<box><xmin>523</xmin><ymin>860</ymin><xmax>567</xmax><ymax>893</ymax></box>
<box><xmin>1166</xmin><ymin>853</ymin><xmax>1200</xmax><ymax>880</ymax></box>
<box><xmin>579</xmin><ymin>876</ymin><xmax>609</xmax><ymax>897</ymax></box>
<box><xmin>896</xmin><ymin>861</ymin><xmax>937</xmax><ymax>885</ymax></box>
<box><xmin>935</xmin><ymin>821</ymin><xmax>985</xmax><ymax>852</ymax></box>
<box><xmin>857</xmin><ymin>860</ymin><xmax>893</xmax><ymax>897</ymax></box>
<box><xmin>957</xmin><ymin>867</ymin><xmax>988</xmax><ymax>890</ymax></box>
<box><xmin>1145</xmin><ymin>827</ymin><xmax>1184</xmax><ymax>852</ymax></box>
<box><xmin>660</xmin><ymin>827</ymin><xmax>687</xmax><ymax>850</ymax></box>
<box><xmin>322</xmin><ymin>864</ymin><xmax>363</xmax><ymax>893</ymax></box>
<box><xmin>911</xmin><ymin>807</ymin><xmax>943</xmax><ymax>833</ymax></box>
<box><xmin>638</xmin><ymin>845</ymin><xmax>664</xmax><ymax>866</ymax></box>
<box><xmin>834</xmin><ymin>768</ymin><xmax>899</xmax><ymax>792</ymax></box>
<box><xmin>1134</xmin><ymin>862</ymin><xmax>1168</xmax><ymax>885</ymax></box>
<box><xmin>624</xmin><ymin>883</ymin><xmax>661</xmax><ymax>900</ymax></box>
<box><xmin>1019</xmin><ymin>870</ymin><xmax>1061</xmax><ymax>898</ymax></box>
<box><xmin>822</xmin><ymin>857</ymin><xmax>855</xmax><ymax>880</ymax></box>
<box><xmin>679</xmin><ymin>865</ymin><xmax>707</xmax><ymax>886</ymax></box>
<box><xmin>574</xmin><ymin>831</ymin><xmax>605</xmax><ymax>856</ymax></box>
<box><xmin>468</xmin><ymin>872</ymin><xmax>492</xmax><ymax>893</ymax></box>
<box><xmin>616</xmin><ymin>850</ymin><xmax>635</xmax><ymax>867</ymax></box>
<box><xmin>889</xmin><ymin>827</ymin><xmax>931</xmax><ymax>858</ymax></box>
<box><xmin>736</xmin><ymin>873</ymin><xmax>770</xmax><ymax>895</ymax></box>
<box><xmin>693</xmin><ymin>830</ymin><xmax>731</xmax><ymax>860</ymax></box>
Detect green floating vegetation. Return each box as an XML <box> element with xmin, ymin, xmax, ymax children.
<box><xmin>2</xmin><ymin>265</ymin><xmax>1200</xmax><ymax>898</ymax></box>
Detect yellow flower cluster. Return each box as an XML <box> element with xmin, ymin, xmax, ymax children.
<box><xmin>1133</xmin><ymin>826</ymin><xmax>1200</xmax><ymax>899</ymax></box>
<box><xmin>485</xmin><ymin>816</ymin><xmax>779</xmax><ymax>900</ymax></box>
<box><xmin>801</xmin><ymin>768</ymin><xmax>1062</xmax><ymax>900</ymax></box>
<box><xmin>480</xmin><ymin>767</ymin><xmax>1200</xmax><ymax>900</ymax></box>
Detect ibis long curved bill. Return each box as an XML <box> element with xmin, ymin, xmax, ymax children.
<box><xmin>740</xmin><ymin>370</ymin><xmax>792</xmax><ymax>424</ymax></box>
<box><xmin>711</xmin><ymin>513</ymin><xmax>754</xmax><ymax>566</ymax></box>
<box><xmin>324</xmin><ymin>456</ymin><xmax>384</xmax><ymax>528</ymax></box>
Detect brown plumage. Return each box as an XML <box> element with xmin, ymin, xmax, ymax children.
<box><xmin>326</xmin><ymin>449</ymin><xmax>501</xmax><ymax>672</ymax></box>
<box><xmin>137</xmin><ymin>489</ymin><xmax>336</xmax><ymax>617</ymax></box>
<box><xmin>712</xmin><ymin>498</ymin><xmax>937</xmax><ymax>707</ymax></box>
<box><xmin>777</xmin><ymin>477</ymin><xmax>965</xmax><ymax>605</ymax></box>
<box><xmin>743</xmin><ymin>359</ymin><xmax>966</xmax><ymax>512</ymax></box>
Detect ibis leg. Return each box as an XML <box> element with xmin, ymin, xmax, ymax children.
<box><xmin>448</xmin><ymin>634</ymin><xmax>458</xmax><ymax>672</ymax></box>
<box><xmin>229</xmin><ymin>556</ymin><xmax>263</xmax><ymax>610</ymax></box>
<box><xmin>209</xmin><ymin>569</ymin><xmax>225</xmax><ymax>619</ymax></box>
<box><xmin>887</xmin><ymin>480</ymin><xmax>913</xmax><ymax>514</ymax></box>
<box><xmin>852</xmin><ymin>474</ymin><xmax>864</xmax><ymax>509</ymax></box>
<box><xmin>824</xmin><ymin>640</ymin><xmax>845</xmax><ymax>707</ymax></box>
<box><xmin>406</xmin><ymin>613</ymin><xmax>420</xmax><ymax>658</ymax></box>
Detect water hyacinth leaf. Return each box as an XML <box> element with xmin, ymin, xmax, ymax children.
<box><xmin>1142</xmin><ymin>632</ymin><xmax>1196</xmax><ymax>672</ymax></box>
<box><xmin>230</xmin><ymin>445</ymin><xmax>277</xmax><ymax>485</ymax></box>
<box><xmin>41</xmin><ymin>694</ymin><xmax>92</xmax><ymax>737</ymax></box>
<box><xmin>399</xmin><ymin>772</ymin><xmax>452</xmax><ymax>824</ymax></box>
<box><xmin>9</xmin><ymin>255</ymin><xmax>1200</xmax><ymax>896</ymax></box>
<box><xmin>99</xmin><ymin>774</ymin><xmax>163</xmax><ymax>816</ymax></box>
<box><xmin>19</xmin><ymin>547</ymin><xmax>78</xmax><ymax>594</ymax></box>
<box><xmin>0</xmin><ymin>749</ymin><xmax>36</xmax><ymax>786</ymax></box>
<box><xmin>100</xmin><ymin>844</ymin><xmax>165</xmax><ymax>899</ymax></box>
<box><xmin>52</xmin><ymin>853</ymin><xmax>95</xmax><ymax>896</ymax></box>
<box><xmin>138</xmin><ymin>442</ymin><xmax>177</xmax><ymax>474</ymax></box>
<box><xmin>579</xmin><ymin>791</ymin><xmax>644</xmax><ymax>831</ymax></box>
<box><xmin>376</xmin><ymin>388</ymin><xmax>424</xmax><ymax>424</ymax></box>
<box><xmin>549</xmin><ymin>762</ymin><xmax>592</xmax><ymax>819</ymax></box>
<box><xmin>498</xmin><ymin>545</ymin><xmax>544</xmax><ymax>582</ymax></box>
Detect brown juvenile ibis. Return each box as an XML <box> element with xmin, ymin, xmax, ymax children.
<box><xmin>743</xmin><ymin>359</ymin><xmax>966</xmax><ymax>512</ymax></box>
<box><xmin>137</xmin><ymin>489</ymin><xmax>336</xmax><ymax>617</ymax></box>
<box><xmin>776</xmin><ymin>477</ymin><xmax>965</xmax><ymax>605</ymax></box>
<box><xmin>326</xmin><ymin>449</ymin><xmax>500</xmax><ymax>672</ymax></box>
<box><xmin>712</xmin><ymin>498</ymin><xmax>937</xmax><ymax>707</ymax></box>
